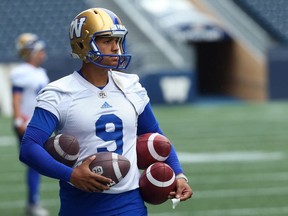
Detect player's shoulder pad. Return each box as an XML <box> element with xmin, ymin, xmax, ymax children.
<box><xmin>111</xmin><ymin>71</ymin><xmax>149</xmax><ymax>115</ymax></box>
<box><xmin>110</xmin><ymin>71</ymin><xmax>143</xmax><ymax>93</ymax></box>
<box><xmin>36</xmin><ymin>72</ymin><xmax>86</xmax><ymax>106</ymax></box>
<box><xmin>39</xmin><ymin>72</ymin><xmax>85</xmax><ymax>95</ymax></box>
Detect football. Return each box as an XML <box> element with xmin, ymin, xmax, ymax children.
<box><xmin>139</xmin><ymin>162</ymin><xmax>176</xmax><ymax>205</ymax></box>
<box><xmin>137</xmin><ymin>133</ymin><xmax>172</xmax><ymax>169</ymax></box>
<box><xmin>89</xmin><ymin>152</ymin><xmax>131</xmax><ymax>187</ymax></box>
<box><xmin>44</xmin><ymin>134</ymin><xmax>79</xmax><ymax>167</ymax></box>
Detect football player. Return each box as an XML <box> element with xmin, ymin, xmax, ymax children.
<box><xmin>10</xmin><ymin>33</ymin><xmax>49</xmax><ymax>216</ymax></box>
<box><xmin>19</xmin><ymin>8</ymin><xmax>192</xmax><ymax>215</ymax></box>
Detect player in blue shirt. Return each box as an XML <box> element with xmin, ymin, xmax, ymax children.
<box><xmin>20</xmin><ymin>8</ymin><xmax>192</xmax><ymax>215</ymax></box>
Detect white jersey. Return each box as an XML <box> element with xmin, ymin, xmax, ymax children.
<box><xmin>36</xmin><ymin>71</ymin><xmax>149</xmax><ymax>193</ymax></box>
<box><xmin>10</xmin><ymin>63</ymin><xmax>49</xmax><ymax>117</ymax></box>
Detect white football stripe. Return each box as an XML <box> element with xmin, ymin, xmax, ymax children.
<box><xmin>146</xmin><ymin>164</ymin><xmax>175</xmax><ymax>187</ymax></box>
<box><xmin>53</xmin><ymin>134</ymin><xmax>79</xmax><ymax>161</ymax></box>
<box><xmin>148</xmin><ymin>133</ymin><xmax>168</xmax><ymax>161</ymax></box>
<box><xmin>112</xmin><ymin>153</ymin><xmax>123</xmax><ymax>181</ymax></box>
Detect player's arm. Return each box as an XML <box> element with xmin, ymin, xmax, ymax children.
<box><xmin>137</xmin><ymin>103</ymin><xmax>184</xmax><ymax>175</ymax></box>
<box><xmin>137</xmin><ymin>103</ymin><xmax>192</xmax><ymax>201</ymax></box>
<box><xmin>20</xmin><ymin>107</ymin><xmax>72</xmax><ymax>181</ymax></box>
<box><xmin>20</xmin><ymin>107</ymin><xmax>111</xmax><ymax>192</ymax></box>
<box><xmin>11</xmin><ymin>86</ymin><xmax>26</xmax><ymax>134</ymax></box>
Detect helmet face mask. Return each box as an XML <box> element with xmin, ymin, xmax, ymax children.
<box><xmin>69</xmin><ymin>8</ymin><xmax>132</xmax><ymax>70</ymax></box>
<box><xmin>87</xmin><ymin>31</ymin><xmax>131</xmax><ymax>69</ymax></box>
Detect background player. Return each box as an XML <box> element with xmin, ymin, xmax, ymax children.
<box><xmin>19</xmin><ymin>8</ymin><xmax>192</xmax><ymax>215</ymax></box>
<box><xmin>10</xmin><ymin>33</ymin><xmax>49</xmax><ymax>216</ymax></box>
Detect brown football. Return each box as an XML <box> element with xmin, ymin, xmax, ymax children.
<box><xmin>137</xmin><ymin>133</ymin><xmax>172</xmax><ymax>169</ymax></box>
<box><xmin>44</xmin><ymin>134</ymin><xmax>79</xmax><ymax>167</ymax></box>
<box><xmin>88</xmin><ymin>152</ymin><xmax>131</xmax><ymax>187</ymax></box>
<box><xmin>139</xmin><ymin>162</ymin><xmax>176</xmax><ymax>205</ymax></box>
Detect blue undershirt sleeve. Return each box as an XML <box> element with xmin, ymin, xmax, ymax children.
<box><xmin>19</xmin><ymin>107</ymin><xmax>73</xmax><ymax>182</ymax></box>
<box><xmin>137</xmin><ymin>103</ymin><xmax>184</xmax><ymax>175</ymax></box>
<box><xmin>12</xmin><ymin>86</ymin><xmax>24</xmax><ymax>93</ymax></box>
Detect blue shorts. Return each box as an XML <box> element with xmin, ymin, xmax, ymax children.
<box><xmin>59</xmin><ymin>181</ymin><xmax>147</xmax><ymax>216</ymax></box>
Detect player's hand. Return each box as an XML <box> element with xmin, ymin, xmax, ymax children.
<box><xmin>168</xmin><ymin>178</ymin><xmax>193</xmax><ymax>201</ymax></box>
<box><xmin>70</xmin><ymin>155</ymin><xmax>113</xmax><ymax>193</ymax></box>
<box><xmin>15</xmin><ymin>125</ymin><xmax>26</xmax><ymax>136</ymax></box>
<box><xmin>14</xmin><ymin>117</ymin><xmax>28</xmax><ymax>136</ymax></box>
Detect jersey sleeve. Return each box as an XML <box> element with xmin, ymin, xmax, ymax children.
<box><xmin>12</xmin><ymin>86</ymin><xmax>24</xmax><ymax>93</ymax></box>
<box><xmin>137</xmin><ymin>103</ymin><xmax>184</xmax><ymax>175</ymax></box>
<box><xmin>19</xmin><ymin>107</ymin><xmax>73</xmax><ymax>181</ymax></box>
<box><xmin>10</xmin><ymin>71</ymin><xmax>28</xmax><ymax>90</ymax></box>
<box><xmin>36</xmin><ymin>85</ymin><xmax>72</xmax><ymax>127</ymax></box>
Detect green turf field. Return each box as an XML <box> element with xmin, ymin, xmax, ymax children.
<box><xmin>1</xmin><ymin>102</ymin><xmax>288</xmax><ymax>216</ymax></box>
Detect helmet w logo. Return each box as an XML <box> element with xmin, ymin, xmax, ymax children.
<box><xmin>69</xmin><ymin>17</ymin><xmax>86</xmax><ymax>39</ymax></box>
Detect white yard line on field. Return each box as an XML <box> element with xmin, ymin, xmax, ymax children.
<box><xmin>195</xmin><ymin>186</ymin><xmax>288</xmax><ymax>199</ymax></box>
<box><xmin>0</xmin><ymin>198</ymin><xmax>59</xmax><ymax>209</ymax></box>
<box><xmin>0</xmin><ymin>182</ymin><xmax>58</xmax><ymax>194</ymax></box>
<box><xmin>190</xmin><ymin>172</ymin><xmax>288</xmax><ymax>184</ymax></box>
<box><xmin>0</xmin><ymin>136</ymin><xmax>16</xmax><ymax>146</ymax></box>
<box><xmin>150</xmin><ymin>206</ymin><xmax>288</xmax><ymax>216</ymax></box>
<box><xmin>178</xmin><ymin>151</ymin><xmax>285</xmax><ymax>163</ymax></box>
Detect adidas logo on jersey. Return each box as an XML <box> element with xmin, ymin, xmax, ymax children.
<box><xmin>101</xmin><ymin>102</ymin><xmax>112</xmax><ymax>109</ymax></box>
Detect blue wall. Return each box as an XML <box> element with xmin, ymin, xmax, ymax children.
<box><xmin>140</xmin><ymin>71</ymin><xmax>197</xmax><ymax>104</ymax></box>
<box><xmin>268</xmin><ymin>47</ymin><xmax>288</xmax><ymax>99</ymax></box>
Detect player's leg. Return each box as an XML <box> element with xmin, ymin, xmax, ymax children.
<box><xmin>115</xmin><ymin>189</ymin><xmax>148</xmax><ymax>216</ymax></box>
<box><xmin>26</xmin><ymin>167</ymin><xmax>49</xmax><ymax>216</ymax></box>
<box><xmin>117</xmin><ymin>206</ymin><xmax>148</xmax><ymax>216</ymax></box>
<box><xmin>27</xmin><ymin>167</ymin><xmax>40</xmax><ymax>205</ymax></box>
<box><xmin>15</xmin><ymin>131</ymin><xmax>49</xmax><ymax>216</ymax></box>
